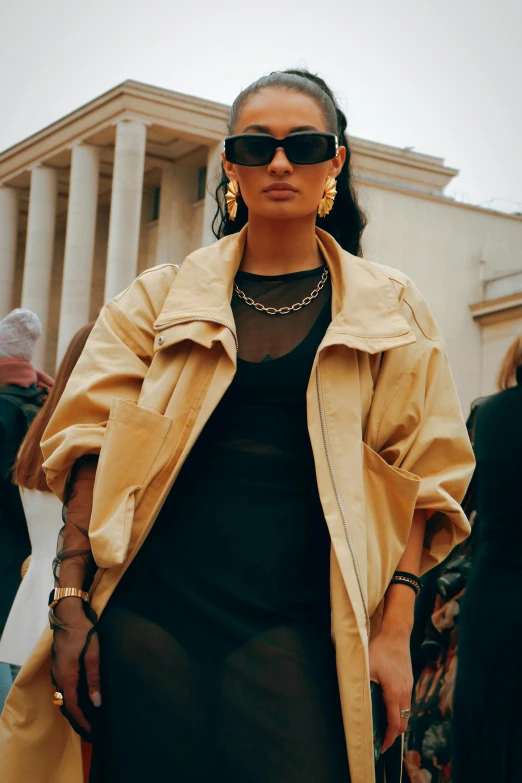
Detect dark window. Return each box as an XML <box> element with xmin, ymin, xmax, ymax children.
<box><xmin>152</xmin><ymin>187</ymin><xmax>161</xmax><ymax>221</ymax></box>
<box><xmin>197</xmin><ymin>167</ymin><xmax>207</xmax><ymax>201</ymax></box>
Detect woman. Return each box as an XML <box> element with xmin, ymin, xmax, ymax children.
<box><xmin>0</xmin><ymin>308</ymin><xmax>52</xmax><ymax>707</ymax></box>
<box><xmin>0</xmin><ymin>69</ymin><xmax>474</xmax><ymax>783</ymax></box>
<box><xmin>0</xmin><ymin>324</ymin><xmax>93</xmax><ymax>674</ymax></box>
<box><xmin>452</xmin><ymin>335</ymin><xmax>522</xmax><ymax>783</ymax></box>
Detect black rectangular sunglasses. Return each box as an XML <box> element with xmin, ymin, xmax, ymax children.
<box><xmin>224</xmin><ymin>131</ymin><xmax>339</xmax><ymax>167</ymax></box>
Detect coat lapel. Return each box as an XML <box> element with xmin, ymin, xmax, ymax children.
<box><xmin>315</xmin><ymin>229</ymin><xmax>416</xmax><ymax>354</ymax></box>
<box><xmin>151</xmin><ymin>229</ymin><xmax>246</xmax><ymax>361</ymax></box>
<box><xmin>152</xmin><ymin>225</ymin><xmax>416</xmax><ymax>359</ymax></box>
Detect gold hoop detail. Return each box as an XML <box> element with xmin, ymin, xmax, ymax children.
<box><xmin>318</xmin><ymin>176</ymin><xmax>337</xmax><ymax>218</ymax></box>
<box><xmin>226</xmin><ymin>180</ymin><xmax>240</xmax><ymax>221</ymax></box>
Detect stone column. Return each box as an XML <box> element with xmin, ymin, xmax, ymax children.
<box><xmin>21</xmin><ymin>165</ymin><xmax>58</xmax><ymax>368</ymax></box>
<box><xmin>57</xmin><ymin>144</ymin><xmax>100</xmax><ymax>363</ymax></box>
<box><xmin>0</xmin><ymin>186</ymin><xmax>20</xmax><ymax>318</ymax></box>
<box><xmin>202</xmin><ymin>141</ymin><xmax>222</xmax><ymax>247</ymax></box>
<box><xmin>104</xmin><ymin>119</ymin><xmax>147</xmax><ymax>302</ymax></box>
<box><xmin>155</xmin><ymin>162</ymin><xmax>176</xmax><ymax>266</ymax></box>
<box><xmin>155</xmin><ymin>159</ymin><xmax>194</xmax><ymax>267</ymax></box>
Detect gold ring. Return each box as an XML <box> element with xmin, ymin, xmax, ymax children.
<box><xmin>52</xmin><ymin>691</ymin><xmax>64</xmax><ymax>706</ymax></box>
<box><xmin>400</xmin><ymin>708</ymin><xmax>411</xmax><ymax>719</ymax></box>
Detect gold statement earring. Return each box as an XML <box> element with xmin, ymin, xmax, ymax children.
<box><xmin>318</xmin><ymin>176</ymin><xmax>337</xmax><ymax>218</ymax></box>
<box><xmin>226</xmin><ymin>180</ymin><xmax>240</xmax><ymax>221</ymax></box>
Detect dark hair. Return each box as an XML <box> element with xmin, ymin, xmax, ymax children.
<box><xmin>212</xmin><ymin>68</ymin><xmax>367</xmax><ymax>256</ymax></box>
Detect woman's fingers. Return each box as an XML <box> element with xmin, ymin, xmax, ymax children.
<box><xmin>368</xmin><ymin>628</ymin><xmax>413</xmax><ymax>753</ymax></box>
<box><xmin>381</xmin><ymin>686</ymin><xmax>401</xmax><ymax>753</ymax></box>
<box><xmin>399</xmin><ymin>706</ymin><xmax>410</xmax><ymax>736</ymax></box>
<box><xmin>51</xmin><ymin>615</ymin><xmax>99</xmax><ymax>741</ymax></box>
<box><xmin>84</xmin><ymin>631</ymin><xmax>102</xmax><ymax>707</ymax></box>
<box><xmin>52</xmin><ymin>658</ymin><xmax>93</xmax><ymax>737</ymax></box>
<box><xmin>61</xmin><ymin>676</ymin><xmax>92</xmax><ymax>736</ymax></box>
<box><xmin>381</xmin><ymin>683</ymin><xmax>412</xmax><ymax>752</ymax></box>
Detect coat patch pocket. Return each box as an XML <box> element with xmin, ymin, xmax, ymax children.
<box><xmin>362</xmin><ymin>442</ymin><xmax>421</xmax><ymax>615</ymax></box>
<box><xmin>89</xmin><ymin>398</ymin><xmax>172</xmax><ymax>568</ymax></box>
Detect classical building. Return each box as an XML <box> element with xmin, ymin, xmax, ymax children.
<box><xmin>1</xmin><ymin>80</ymin><xmax>521</xmax><ymax>412</ymax></box>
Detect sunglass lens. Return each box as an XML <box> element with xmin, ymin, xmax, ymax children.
<box><xmin>287</xmin><ymin>134</ymin><xmax>331</xmax><ymax>164</ymax></box>
<box><xmin>229</xmin><ymin>136</ymin><xmax>273</xmax><ymax>165</ymax></box>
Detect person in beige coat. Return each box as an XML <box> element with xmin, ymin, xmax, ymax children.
<box><xmin>0</xmin><ymin>69</ymin><xmax>474</xmax><ymax>783</ymax></box>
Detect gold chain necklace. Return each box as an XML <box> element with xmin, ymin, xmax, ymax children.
<box><xmin>233</xmin><ymin>267</ymin><xmax>329</xmax><ymax>316</ymax></box>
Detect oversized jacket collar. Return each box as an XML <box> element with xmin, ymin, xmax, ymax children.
<box><xmin>153</xmin><ymin>226</ymin><xmax>416</xmax><ymax>356</ymax></box>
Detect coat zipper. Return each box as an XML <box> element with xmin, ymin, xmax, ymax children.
<box><xmin>316</xmin><ymin>361</ymin><xmax>371</xmax><ymax>639</ymax></box>
<box><xmin>154</xmin><ymin>318</ymin><xmax>239</xmax><ymax>353</ymax></box>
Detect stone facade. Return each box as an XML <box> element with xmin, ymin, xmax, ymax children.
<box><xmin>1</xmin><ymin>80</ymin><xmax>521</xmax><ymax>412</ymax></box>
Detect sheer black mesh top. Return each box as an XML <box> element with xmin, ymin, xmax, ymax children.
<box><xmin>116</xmin><ymin>264</ymin><xmax>333</xmax><ymax>620</ymax></box>
<box><xmin>233</xmin><ymin>265</ymin><xmax>331</xmax><ymax>362</ymax></box>
<box><xmin>116</xmin><ymin>264</ymin><xmax>333</xmax><ymax>616</ymax></box>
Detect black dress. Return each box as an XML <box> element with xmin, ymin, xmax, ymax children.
<box><xmin>452</xmin><ymin>371</ymin><xmax>522</xmax><ymax>782</ymax></box>
<box><xmin>92</xmin><ymin>267</ymin><xmax>351</xmax><ymax>782</ymax></box>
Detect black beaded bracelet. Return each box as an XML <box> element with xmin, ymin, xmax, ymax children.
<box><xmin>390</xmin><ymin>570</ymin><xmax>421</xmax><ymax>597</ymax></box>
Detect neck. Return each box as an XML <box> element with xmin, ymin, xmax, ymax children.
<box><xmin>239</xmin><ymin>213</ymin><xmax>324</xmax><ymax>275</ymax></box>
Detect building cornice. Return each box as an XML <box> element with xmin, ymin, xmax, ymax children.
<box><xmin>1</xmin><ymin>81</ymin><xmax>229</xmax><ymax>158</ymax></box>
<box><xmin>351</xmin><ymin>136</ymin><xmax>459</xmax><ymax>192</ymax></box>
<box><xmin>1</xmin><ymin>80</ymin><xmax>520</xmax><ymax>224</ymax></box>
<box><xmin>470</xmin><ymin>292</ymin><xmax>522</xmax><ymax>323</ymax></box>
<box><xmin>0</xmin><ymin>81</ymin><xmax>230</xmax><ymax>183</ymax></box>
<box><xmin>357</xmin><ymin>174</ymin><xmax>522</xmax><ymax>221</ymax></box>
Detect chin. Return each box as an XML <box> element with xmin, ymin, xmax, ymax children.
<box><xmin>253</xmin><ymin>204</ymin><xmax>314</xmax><ymax>221</ymax></box>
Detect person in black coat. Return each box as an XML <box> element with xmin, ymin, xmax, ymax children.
<box><xmin>403</xmin><ymin>397</ymin><xmax>489</xmax><ymax>783</ymax></box>
<box><xmin>452</xmin><ymin>335</ymin><xmax>522</xmax><ymax>783</ymax></box>
<box><xmin>0</xmin><ymin>309</ymin><xmax>52</xmax><ymax>706</ymax></box>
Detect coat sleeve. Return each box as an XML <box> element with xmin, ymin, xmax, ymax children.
<box><xmin>369</xmin><ymin>336</ymin><xmax>475</xmax><ymax>575</ymax></box>
<box><xmin>41</xmin><ymin>266</ymin><xmax>177</xmax><ymax>501</ymax></box>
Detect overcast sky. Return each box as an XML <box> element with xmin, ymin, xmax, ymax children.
<box><xmin>1</xmin><ymin>0</ymin><xmax>521</xmax><ymax>212</ymax></box>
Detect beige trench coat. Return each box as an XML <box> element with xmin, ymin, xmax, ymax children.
<box><xmin>0</xmin><ymin>227</ymin><xmax>474</xmax><ymax>783</ymax></box>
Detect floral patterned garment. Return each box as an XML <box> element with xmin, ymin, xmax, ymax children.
<box><xmin>404</xmin><ymin>398</ymin><xmax>484</xmax><ymax>783</ymax></box>
<box><xmin>404</xmin><ymin>546</ymin><xmax>470</xmax><ymax>783</ymax></box>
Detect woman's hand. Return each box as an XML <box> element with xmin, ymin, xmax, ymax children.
<box><xmin>51</xmin><ymin>598</ymin><xmax>101</xmax><ymax>740</ymax></box>
<box><xmin>369</xmin><ymin>626</ymin><xmax>413</xmax><ymax>753</ymax></box>
<box><xmin>370</xmin><ymin>510</ymin><xmax>425</xmax><ymax>752</ymax></box>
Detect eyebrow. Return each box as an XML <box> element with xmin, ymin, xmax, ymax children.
<box><xmin>241</xmin><ymin>124</ymin><xmax>320</xmax><ymax>134</ymax></box>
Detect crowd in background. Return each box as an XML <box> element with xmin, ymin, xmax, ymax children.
<box><xmin>0</xmin><ymin>310</ymin><xmax>92</xmax><ymax>709</ymax></box>
<box><xmin>404</xmin><ymin>336</ymin><xmax>522</xmax><ymax>782</ymax></box>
